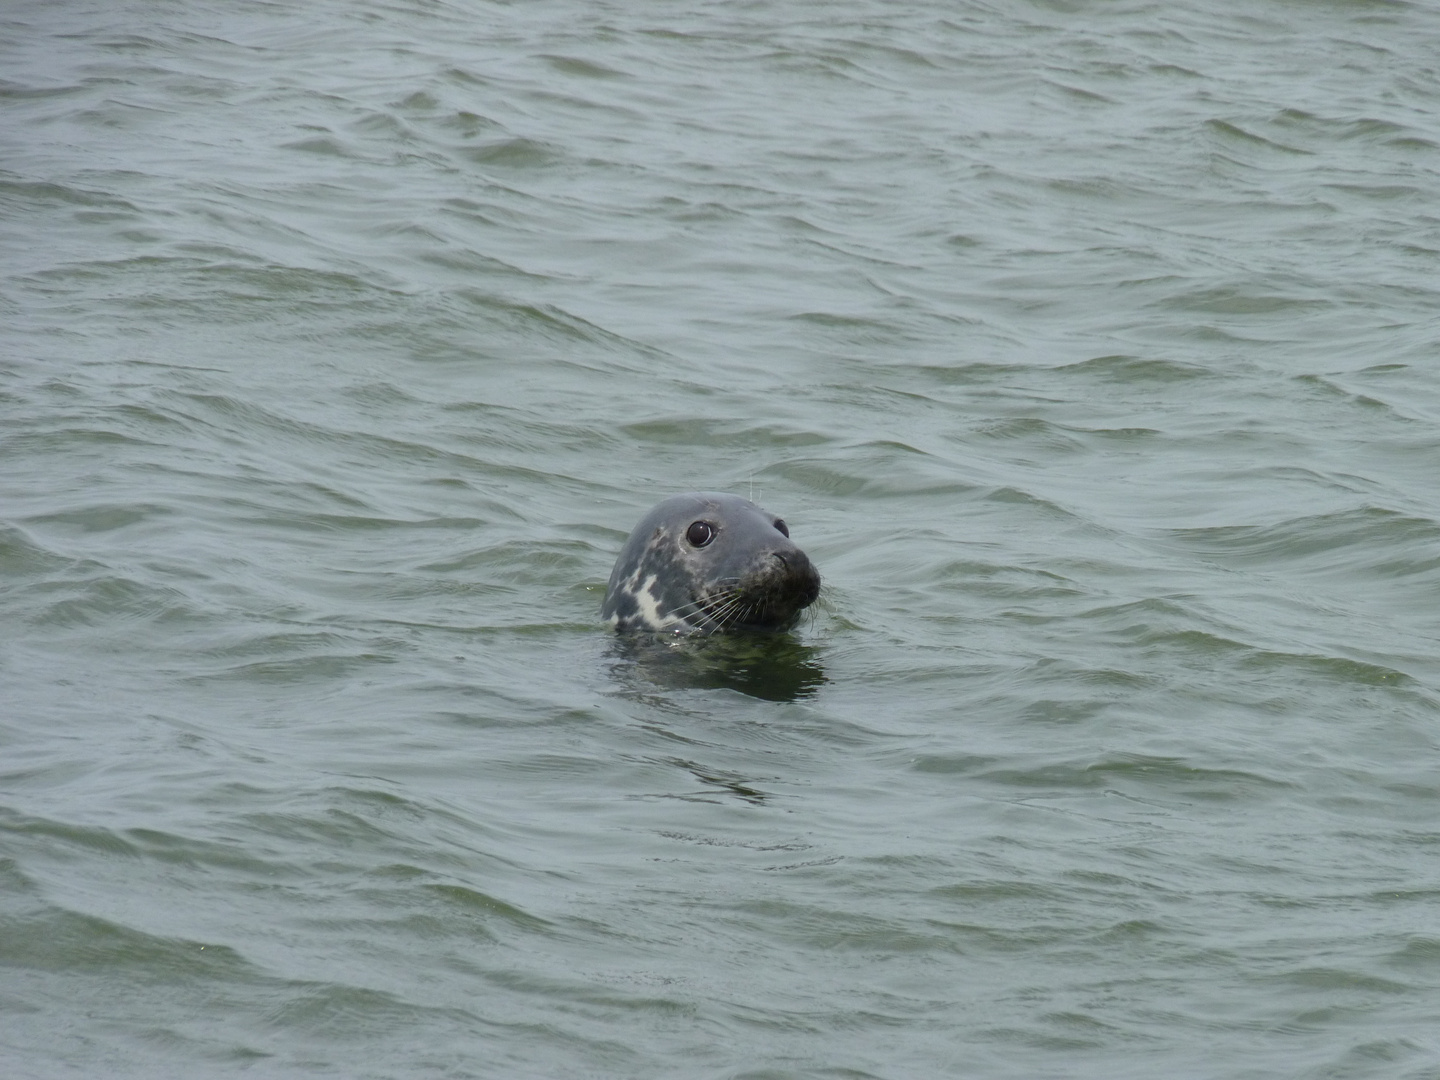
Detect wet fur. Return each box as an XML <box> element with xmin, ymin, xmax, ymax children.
<box><xmin>602</xmin><ymin>492</ymin><xmax>820</xmax><ymax>634</ymax></box>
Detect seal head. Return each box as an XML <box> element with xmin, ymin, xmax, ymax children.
<box><xmin>601</xmin><ymin>492</ymin><xmax>821</xmax><ymax>634</ymax></box>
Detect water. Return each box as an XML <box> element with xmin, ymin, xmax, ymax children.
<box><xmin>5</xmin><ymin>0</ymin><xmax>1440</xmax><ymax>1076</ymax></box>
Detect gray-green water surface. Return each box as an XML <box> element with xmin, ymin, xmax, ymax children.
<box><xmin>5</xmin><ymin>1</ymin><xmax>1440</xmax><ymax>1077</ymax></box>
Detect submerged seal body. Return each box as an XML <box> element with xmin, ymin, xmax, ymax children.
<box><xmin>602</xmin><ymin>492</ymin><xmax>821</xmax><ymax>634</ymax></box>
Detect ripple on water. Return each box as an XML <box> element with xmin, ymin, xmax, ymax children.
<box><xmin>6</xmin><ymin>0</ymin><xmax>1440</xmax><ymax>1076</ymax></box>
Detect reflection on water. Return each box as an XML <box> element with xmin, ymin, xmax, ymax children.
<box><xmin>9</xmin><ymin>0</ymin><xmax>1440</xmax><ymax>1074</ymax></box>
<box><xmin>605</xmin><ymin>630</ymin><xmax>828</xmax><ymax>702</ymax></box>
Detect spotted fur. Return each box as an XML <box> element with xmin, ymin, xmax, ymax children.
<box><xmin>601</xmin><ymin>492</ymin><xmax>820</xmax><ymax>634</ymax></box>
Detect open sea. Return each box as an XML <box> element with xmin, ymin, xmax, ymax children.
<box><xmin>5</xmin><ymin>1</ymin><xmax>1440</xmax><ymax>1077</ymax></box>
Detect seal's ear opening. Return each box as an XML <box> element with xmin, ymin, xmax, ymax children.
<box><xmin>686</xmin><ymin>521</ymin><xmax>716</xmax><ymax>548</ymax></box>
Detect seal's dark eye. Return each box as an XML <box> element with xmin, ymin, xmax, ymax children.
<box><xmin>773</xmin><ymin>519</ymin><xmax>789</xmax><ymax>537</ymax></box>
<box><xmin>686</xmin><ymin>521</ymin><xmax>715</xmax><ymax>547</ymax></box>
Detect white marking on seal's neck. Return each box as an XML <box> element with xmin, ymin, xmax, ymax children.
<box><xmin>634</xmin><ymin>573</ymin><xmax>684</xmax><ymax>631</ymax></box>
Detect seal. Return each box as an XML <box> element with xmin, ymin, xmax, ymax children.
<box><xmin>601</xmin><ymin>492</ymin><xmax>821</xmax><ymax>634</ymax></box>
